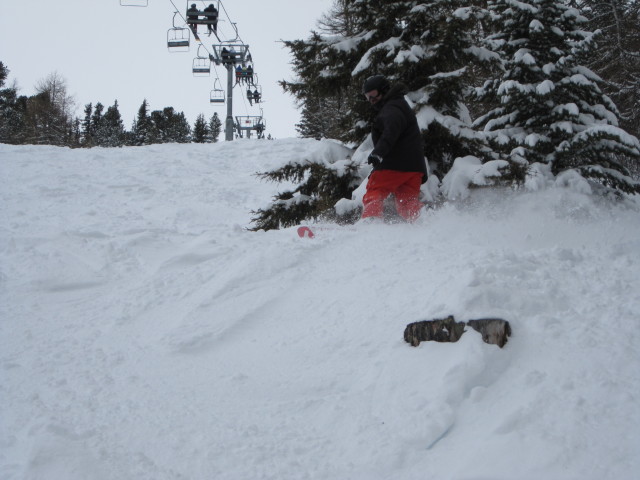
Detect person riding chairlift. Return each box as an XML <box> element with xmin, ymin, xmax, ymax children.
<box><xmin>203</xmin><ymin>3</ymin><xmax>218</xmax><ymax>35</ymax></box>
<box><xmin>186</xmin><ymin>4</ymin><xmax>199</xmax><ymax>35</ymax></box>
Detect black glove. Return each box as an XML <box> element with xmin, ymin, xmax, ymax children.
<box><xmin>367</xmin><ymin>153</ymin><xmax>383</xmax><ymax>167</ymax></box>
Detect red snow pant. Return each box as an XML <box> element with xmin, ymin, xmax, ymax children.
<box><xmin>361</xmin><ymin>170</ymin><xmax>424</xmax><ymax>222</ymax></box>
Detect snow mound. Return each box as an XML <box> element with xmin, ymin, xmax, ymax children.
<box><xmin>1</xmin><ymin>139</ymin><xmax>639</xmax><ymax>480</ymax></box>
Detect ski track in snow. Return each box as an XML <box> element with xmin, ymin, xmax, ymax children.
<box><xmin>1</xmin><ymin>140</ymin><xmax>639</xmax><ymax>480</ymax></box>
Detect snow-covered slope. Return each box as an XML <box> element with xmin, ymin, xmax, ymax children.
<box><xmin>1</xmin><ymin>139</ymin><xmax>639</xmax><ymax>480</ymax></box>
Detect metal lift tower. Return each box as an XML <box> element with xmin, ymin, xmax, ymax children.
<box><xmin>210</xmin><ymin>44</ymin><xmax>250</xmax><ymax>141</ymax></box>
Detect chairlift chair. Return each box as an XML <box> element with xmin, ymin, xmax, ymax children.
<box><xmin>210</xmin><ymin>43</ymin><xmax>250</xmax><ymax>66</ymax></box>
<box><xmin>167</xmin><ymin>12</ymin><xmax>190</xmax><ymax>51</ymax></box>
<box><xmin>234</xmin><ymin>115</ymin><xmax>266</xmax><ymax>138</ymax></box>
<box><xmin>193</xmin><ymin>58</ymin><xmax>211</xmax><ymax>76</ymax></box>
<box><xmin>252</xmin><ymin>84</ymin><xmax>263</xmax><ymax>104</ymax></box>
<box><xmin>185</xmin><ymin>0</ymin><xmax>220</xmax><ymax>26</ymax></box>
<box><xmin>210</xmin><ymin>79</ymin><xmax>225</xmax><ymax>104</ymax></box>
<box><xmin>185</xmin><ymin>0</ymin><xmax>220</xmax><ymax>38</ymax></box>
<box><xmin>167</xmin><ymin>28</ymin><xmax>190</xmax><ymax>50</ymax></box>
<box><xmin>192</xmin><ymin>45</ymin><xmax>211</xmax><ymax>75</ymax></box>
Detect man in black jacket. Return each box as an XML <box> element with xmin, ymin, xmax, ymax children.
<box><xmin>361</xmin><ymin>75</ymin><xmax>427</xmax><ymax>222</ymax></box>
<box><xmin>203</xmin><ymin>4</ymin><xmax>218</xmax><ymax>35</ymax></box>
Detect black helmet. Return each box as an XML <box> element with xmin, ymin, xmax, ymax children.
<box><xmin>362</xmin><ymin>75</ymin><xmax>390</xmax><ymax>94</ymax></box>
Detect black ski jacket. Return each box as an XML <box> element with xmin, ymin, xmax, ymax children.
<box><xmin>370</xmin><ymin>84</ymin><xmax>427</xmax><ymax>179</ymax></box>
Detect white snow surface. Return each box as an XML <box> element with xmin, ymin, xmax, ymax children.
<box><xmin>1</xmin><ymin>139</ymin><xmax>639</xmax><ymax>480</ymax></box>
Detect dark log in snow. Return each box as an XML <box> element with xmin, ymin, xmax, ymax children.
<box><xmin>404</xmin><ymin>316</ymin><xmax>511</xmax><ymax>348</ymax></box>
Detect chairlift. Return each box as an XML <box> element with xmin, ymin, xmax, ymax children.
<box><xmin>246</xmin><ymin>84</ymin><xmax>262</xmax><ymax>105</ymax></box>
<box><xmin>120</xmin><ymin>0</ymin><xmax>148</xmax><ymax>6</ymax></box>
<box><xmin>234</xmin><ymin>115</ymin><xmax>266</xmax><ymax>139</ymax></box>
<box><xmin>252</xmin><ymin>84</ymin><xmax>263</xmax><ymax>104</ymax></box>
<box><xmin>193</xmin><ymin>57</ymin><xmax>211</xmax><ymax>75</ymax></box>
<box><xmin>185</xmin><ymin>1</ymin><xmax>220</xmax><ymax>35</ymax></box>
<box><xmin>210</xmin><ymin>43</ymin><xmax>249</xmax><ymax>66</ymax></box>
<box><xmin>210</xmin><ymin>78</ymin><xmax>225</xmax><ymax>104</ymax></box>
<box><xmin>192</xmin><ymin>45</ymin><xmax>211</xmax><ymax>75</ymax></box>
<box><xmin>167</xmin><ymin>12</ymin><xmax>190</xmax><ymax>51</ymax></box>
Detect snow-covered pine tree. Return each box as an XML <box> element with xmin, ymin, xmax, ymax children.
<box><xmin>282</xmin><ymin>0</ymin><xmax>416</xmax><ymax>144</ymax></box>
<box><xmin>0</xmin><ymin>62</ymin><xmax>25</xmax><ymax>145</ymax></box>
<box><xmin>249</xmin><ymin>157</ymin><xmax>362</xmax><ymax>231</ymax></box>
<box><xmin>131</xmin><ymin>99</ymin><xmax>152</xmax><ymax>146</ymax></box>
<box><xmin>81</xmin><ymin>103</ymin><xmax>94</xmax><ymax>147</ymax></box>
<box><xmin>193</xmin><ymin>113</ymin><xmax>209</xmax><ymax>143</ymax></box>
<box><xmin>280</xmin><ymin>31</ymin><xmax>355</xmax><ymax>141</ymax></box>
<box><xmin>208</xmin><ymin>112</ymin><xmax>222</xmax><ymax>143</ymax></box>
<box><xmin>171</xmin><ymin>111</ymin><xmax>191</xmax><ymax>143</ymax></box>
<box><xmin>97</xmin><ymin>100</ymin><xmax>125</xmax><ymax>147</ymax></box>
<box><xmin>149</xmin><ymin>107</ymin><xmax>191</xmax><ymax>143</ymax></box>
<box><xmin>578</xmin><ymin>0</ymin><xmax>640</xmax><ymax>143</ymax></box>
<box><xmin>90</xmin><ymin>102</ymin><xmax>104</xmax><ymax>145</ymax></box>
<box><xmin>475</xmin><ymin>0</ymin><xmax>640</xmax><ymax>194</ymax></box>
<box><xmin>67</xmin><ymin>117</ymin><xmax>81</xmax><ymax>148</ymax></box>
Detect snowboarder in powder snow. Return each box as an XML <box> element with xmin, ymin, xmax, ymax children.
<box><xmin>361</xmin><ymin>75</ymin><xmax>427</xmax><ymax>222</ymax></box>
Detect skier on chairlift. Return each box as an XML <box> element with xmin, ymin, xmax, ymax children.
<box><xmin>204</xmin><ymin>3</ymin><xmax>218</xmax><ymax>35</ymax></box>
<box><xmin>187</xmin><ymin>4</ymin><xmax>200</xmax><ymax>37</ymax></box>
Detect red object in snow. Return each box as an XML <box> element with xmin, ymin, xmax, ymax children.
<box><xmin>297</xmin><ymin>226</ymin><xmax>315</xmax><ymax>238</ymax></box>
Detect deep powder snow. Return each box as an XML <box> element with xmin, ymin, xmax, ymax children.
<box><xmin>1</xmin><ymin>139</ymin><xmax>639</xmax><ymax>480</ymax></box>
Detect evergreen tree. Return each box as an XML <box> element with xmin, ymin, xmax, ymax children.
<box><xmin>131</xmin><ymin>99</ymin><xmax>152</xmax><ymax>146</ymax></box>
<box><xmin>97</xmin><ymin>100</ymin><xmax>125</xmax><ymax>147</ymax></box>
<box><xmin>193</xmin><ymin>113</ymin><xmax>209</xmax><ymax>143</ymax></box>
<box><xmin>0</xmin><ymin>61</ymin><xmax>7</xmax><ymax>91</ymax></box>
<box><xmin>294</xmin><ymin>94</ymin><xmax>344</xmax><ymax>140</ymax></box>
<box><xmin>281</xmin><ymin>0</ymin><xmax>380</xmax><ymax>144</ymax></box>
<box><xmin>578</xmin><ymin>0</ymin><xmax>640</xmax><ymax>145</ymax></box>
<box><xmin>250</xmin><ymin>159</ymin><xmax>363</xmax><ymax>231</ymax></box>
<box><xmin>90</xmin><ymin>102</ymin><xmax>104</xmax><ymax>144</ymax></box>
<box><xmin>81</xmin><ymin>103</ymin><xmax>94</xmax><ymax>147</ymax></box>
<box><xmin>67</xmin><ymin>117</ymin><xmax>82</xmax><ymax>148</ymax></box>
<box><xmin>150</xmin><ymin>107</ymin><xmax>191</xmax><ymax>143</ymax></box>
<box><xmin>168</xmin><ymin>109</ymin><xmax>191</xmax><ymax>143</ymax></box>
<box><xmin>0</xmin><ymin>61</ymin><xmax>25</xmax><ymax>144</ymax></box>
<box><xmin>209</xmin><ymin>112</ymin><xmax>222</xmax><ymax>143</ymax></box>
<box><xmin>580</xmin><ymin>0</ymin><xmax>640</xmax><ymax>181</ymax></box>
<box><xmin>476</xmin><ymin>0</ymin><xmax>640</xmax><ymax>194</ymax></box>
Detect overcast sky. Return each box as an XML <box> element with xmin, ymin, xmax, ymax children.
<box><xmin>0</xmin><ymin>0</ymin><xmax>333</xmax><ymax>139</ymax></box>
